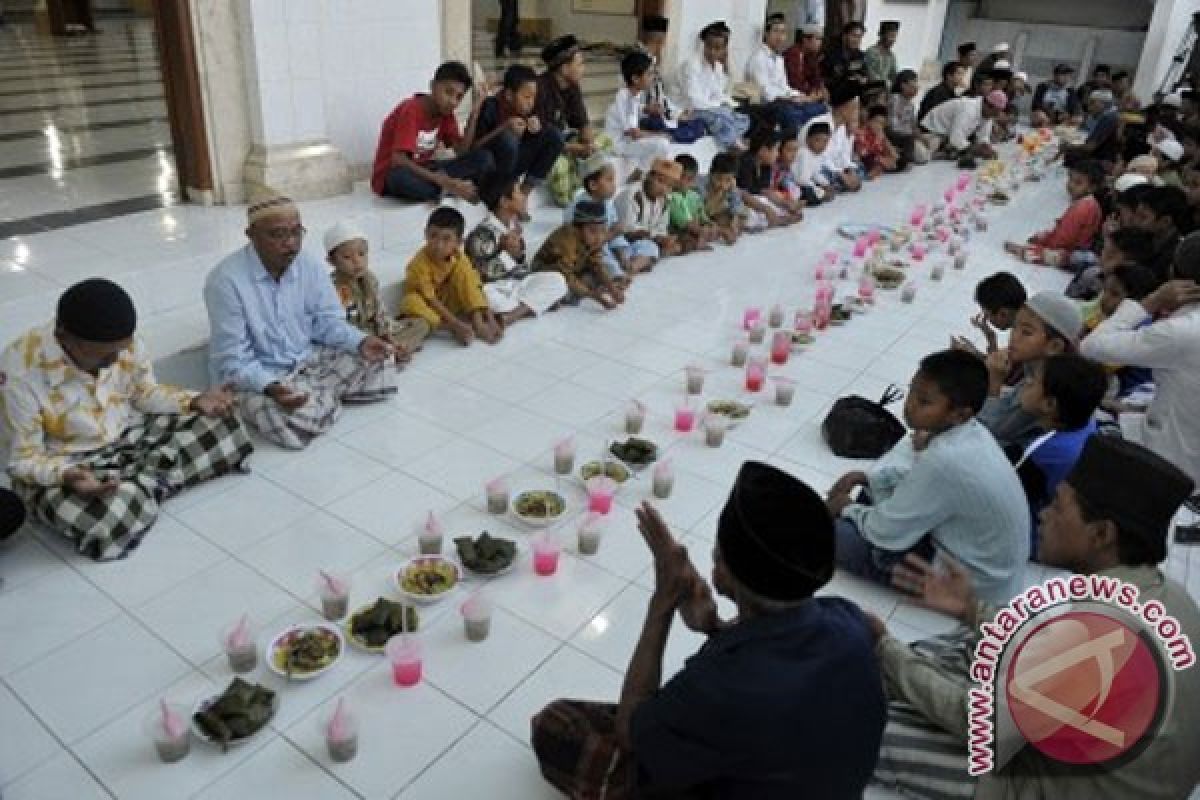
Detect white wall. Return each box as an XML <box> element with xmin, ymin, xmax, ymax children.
<box><xmin>662</xmin><ymin>0</ymin><xmax>769</xmax><ymax>82</ymax></box>
<box><xmin>1134</xmin><ymin>0</ymin><xmax>1200</xmax><ymax>100</ymax></box>
<box><xmin>978</xmin><ymin>0</ymin><xmax>1153</xmax><ymax>30</ymax></box>
<box><xmin>470</xmin><ymin>0</ymin><xmax>638</xmax><ymax>44</ymax></box>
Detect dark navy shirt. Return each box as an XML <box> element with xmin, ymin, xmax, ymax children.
<box><xmin>629</xmin><ymin>597</ymin><xmax>886</xmax><ymax>799</ymax></box>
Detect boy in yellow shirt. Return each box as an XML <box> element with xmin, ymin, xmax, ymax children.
<box><xmin>399</xmin><ymin>207</ymin><xmax>503</xmax><ymax>346</ymax></box>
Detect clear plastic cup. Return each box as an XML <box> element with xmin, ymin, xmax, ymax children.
<box><xmin>731</xmin><ymin>339</ymin><xmax>749</xmax><ymax>367</ymax></box>
<box><xmin>745</xmin><ymin>362</ymin><xmax>765</xmax><ymax>392</ymax></box>
<box><xmin>685</xmin><ymin>365</ymin><xmax>705</xmax><ymax>395</ymax></box>
<box><xmin>770</xmin><ymin>331</ymin><xmax>790</xmax><ymax>365</ymax></box>
<box><xmin>318</xmin><ymin>573</ymin><xmax>351</xmax><ymax>621</ymax></box>
<box><xmin>486</xmin><ymin>482</ymin><xmax>509</xmax><ymax>515</ymax></box>
<box><xmin>553</xmin><ymin>438</ymin><xmax>576</xmax><ymax>476</ymax></box>
<box><xmin>532</xmin><ymin>534</ymin><xmax>561</xmax><ymax>576</ymax></box>
<box><xmin>748</xmin><ymin>322</ymin><xmax>766</xmax><ymax>344</ymax></box>
<box><xmin>775</xmin><ymin>378</ymin><xmax>796</xmax><ymax>407</ymax></box>
<box><xmin>954</xmin><ymin>252</ymin><xmax>968</xmax><ymax>270</ymax></box>
<box><xmin>901</xmin><ymin>282</ymin><xmax>917</xmax><ymax>304</ymax></box>
<box><xmin>704</xmin><ymin>415</ymin><xmax>727</xmax><ymax>447</ymax></box>
<box><xmin>931</xmin><ymin>262</ymin><xmax>946</xmax><ymax>282</ymax></box>
<box><xmin>220</xmin><ymin>618</ymin><xmax>257</xmax><ymax>674</ymax></box>
<box><xmin>144</xmin><ymin>703</ymin><xmax>191</xmax><ymax>763</ymax></box>
<box><xmin>652</xmin><ymin>462</ymin><xmax>674</xmax><ymax>499</ymax></box>
<box><xmin>586</xmin><ymin>476</ymin><xmax>616</xmax><ymax>514</ymax></box>
<box><xmin>323</xmin><ymin>703</ymin><xmax>359</xmax><ymax>762</ymax></box>
<box><xmin>576</xmin><ymin>513</ymin><xmax>605</xmax><ymax>555</ymax></box>
<box><xmin>385</xmin><ymin>635</ymin><xmax>422</xmax><ymax>687</ymax></box>
<box><xmin>625</xmin><ymin>403</ymin><xmax>646</xmax><ymax>434</ymax></box>
<box><xmin>674</xmin><ymin>404</ymin><xmax>696</xmax><ymax>432</ymax></box>
<box><xmin>767</xmin><ymin>304</ymin><xmax>784</xmax><ymax>328</ymax></box>
<box><xmin>460</xmin><ymin>594</ymin><xmax>493</xmax><ymax>642</ymax></box>
<box><xmin>417</xmin><ymin>528</ymin><xmax>443</xmax><ymax>556</ymax></box>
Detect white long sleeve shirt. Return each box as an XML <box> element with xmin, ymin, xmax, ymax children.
<box><xmin>605</xmin><ymin>87</ymin><xmax>643</xmax><ymax>138</ymax></box>
<box><xmin>920</xmin><ymin>95</ymin><xmax>985</xmax><ymax>151</ymax></box>
<box><xmin>824</xmin><ymin>122</ymin><xmax>857</xmax><ymax>172</ymax></box>
<box><xmin>682</xmin><ymin>55</ymin><xmax>733</xmax><ymax>112</ymax></box>
<box><xmin>745</xmin><ymin>43</ymin><xmax>799</xmax><ymax>103</ymax></box>
<box><xmin>1080</xmin><ymin>299</ymin><xmax>1200</xmax><ymax>484</ymax></box>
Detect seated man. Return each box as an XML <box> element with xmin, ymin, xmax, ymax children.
<box><xmin>0</xmin><ymin>279</ymin><xmax>252</xmax><ymax>559</ymax></box>
<box><xmin>1031</xmin><ymin>63</ymin><xmax>1080</xmax><ymax>124</ymax></box>
<box><xmin>784</xmin><ymin>23</ymin><xmax>828</xmax><ymax>102</ymax></box>
<box><xmin>745</xmin><ymin>13</ymin><xmax>827</xmax><ymax>130</ymax></box>
<box><xmin>872</xmin><ymin>436</ymin><xmax>1200</xmax><ymax>799</ymax></box>
<box><xmin>920</xmin><ymin>90</ymin><xmax>1006</xmax><ymax>160</ymax></box>
<box><xmin>204</xmin><ymin>189</ymin><xmax>395</xmax><ymax>450</ymax></box>
<box><xmin>828</xmin><ymin>350</ymin><xmax>1029</xmax><ymax>603</ymax></box>
<box><xmin>532</xmin><ymin>462</ymin><xmax>887</xmax><ymax>798</ymax></box>
<box><xmin>1081</xmin><ymin>232</ymin><xmax>1200</xmax><ymax>486</ymax></box>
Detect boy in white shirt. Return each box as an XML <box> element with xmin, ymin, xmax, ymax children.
<box><xmin>821</xmin><ymin>85</ymin><xmax>864</xmax><ymax>192</ymax></box>
<box><xmin>793</xmin><ymin>120</ymin><xmax>834</xmax><ymax>204</ymax></box>
<box><xmin>745</xmin><ymin>12</ymin><xmax>828</xmax><ymax>130</ymax></box>
<box><xmin>615</xmin><ymin>158</ymin><xmax>683</xmax><ymax>265</ymax></box>
<box><xmin>606</xmin><ymin>51</ymin><xmax>672</xmax><ymax>180</ymax></box>
<box><xmin>680</xmin><ymin>20</ymin><xmax>750</xmax><ymax>149</ymax></box>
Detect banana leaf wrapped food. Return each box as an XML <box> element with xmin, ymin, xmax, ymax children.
<box><xmin>349</xmin><ymin>598</ymin><xmax>420</xmax><ymax>648</ymax></box>
<box><xmin>455</xmin><ymin>532</ymin><xmax>517</xmax><ymax>575</ymax></box>
<box><xmin>193</xmin><ymin>678</ymin><xmax>276</xmax><ymax>751</ymax></box>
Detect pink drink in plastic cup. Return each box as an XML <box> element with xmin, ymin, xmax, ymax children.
<box><xmin>385</xmin><ymin>636</ymin><xmax>422</xmax><ymax>687</ymax></box>
<box><xmin>674</xmin><ymin>406</ymin><xmax>696</xmax><ymax>432</ymax></box>
<box><xmin>745</xmin><ymin>362</ymin><xmax>765</xmax><ymax>392</ymax></box>
<box><xmin>532</xmin><ymin>536</ymin><xmax>561</xmax><ymax>576</ymax></box>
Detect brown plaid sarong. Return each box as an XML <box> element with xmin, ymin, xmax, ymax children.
<box><xmin>531</xmin><ymin>700</ymin><xmax>638</xmax><ymax>800</ymax></box>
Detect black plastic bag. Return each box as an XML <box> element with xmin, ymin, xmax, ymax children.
<box><xmin>821</xmin><ymin>386</ymin><xmax>906</xmax><ymax>459</ymax></box>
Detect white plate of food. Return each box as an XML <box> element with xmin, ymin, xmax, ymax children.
<box><xmin>266</xmin><ymin>623</ymin><xmax>343</xmax><ymax>681</ymax></box>
<box><xmin>395</xmin><ymin>556</ymin><xmax>462</xmax><ymax>604</ymax></box>
<box><xmin>510</xmin><ymin>489</ymin><xmax>568</xmax><ymax>528</ymax></box>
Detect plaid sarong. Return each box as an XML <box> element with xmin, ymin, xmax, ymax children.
<box><xmin>19</xmin><ymin>412</ymin><xmax>253</xmax><ymax>561</ymax></box>
<box><xmin>237</xmin><ymin>346</ymin><xmax>395</xmax><ymax>450</ymax></box>
<box><xmin>873</xmin><ymin>628</ymin><xmax>978</xmax><ymax>800</ymax></box>
<box><xmin>531</xmin><ymin>700</ymin><xmax>637</xmax><ymax>800</ymax></box>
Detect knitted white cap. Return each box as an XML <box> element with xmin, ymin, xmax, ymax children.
<box><xmin>324</xmin><ymin>220</ymin><xmax>368</xmax><ymax>254</ymax></box>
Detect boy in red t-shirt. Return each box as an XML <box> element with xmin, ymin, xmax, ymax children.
<box><xmin>1005</xmin><ymin>160</ymin><xmax>1105</xmax><ymax>268</ymax></box>
<box><xmin>854</xmin><ymin>105</ymin><xmax>900</xmax><ymax>178</ymax></box>
<box><xmin>371</xmin><ymin>61</ymin><xmax>495</xmax><ymax>203</ymax></box>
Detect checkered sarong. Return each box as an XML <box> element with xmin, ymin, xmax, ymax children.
<box><xmin>873</xmin><ymin>629</ymin><xmax>978</xmax><ymax>800</ymax></box>
<box><xmin>19</xmin><ymin>413</ymin><xmax>253</xmax><ymax>561</ymax></box>
<box><xmin>531</xmin><ymin>700</ymin><xmax>637</xmax><ymax>800</ymax></box>
<box><xmin>237</xmin><ymin>346</ymin><xmax>395</xmax><ymax>450</ymax></box>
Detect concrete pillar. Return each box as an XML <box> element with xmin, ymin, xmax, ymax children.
<box><xmin>237</xmin><ymin>0</ymin><xmax>351</xmax><ymax>200</ymax></box>
<box><xmin>1133</xmin><ymin>0</ymin><xmax>1200</xmax><ymax>101</ymax></box>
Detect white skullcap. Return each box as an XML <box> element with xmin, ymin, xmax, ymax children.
<box><xmin>1155</xmin><ymin>139</ymin><xmax>1185</xmax><ymax>163</ymax></box>
<box><xmin>1114</xmin><ymin>173</ymin><xmax>1149</xmax><ymax>193</ymax></box>
<box><xmin>324</xmin><ymin>219</ymin><xmax>368</xmax><ymax>254</ymax></box>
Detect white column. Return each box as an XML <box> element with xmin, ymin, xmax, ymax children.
<box><xmin>238</xmin><ymin>0</ymin><xmax>351</xmax><ymax>200</ymax></box>
<box><xmin>1133</xmin><ymin>0</ymin><xmax>1200</xmax><ymax>101</ymax></box>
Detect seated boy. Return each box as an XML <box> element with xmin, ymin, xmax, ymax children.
<box><xmin>666</xmin><ymin>154</ymin><xmax>718</xmax><ymax>252</ymax></box>
<box><xmin>854</xmin><ymin>104</ymin><xmax>902</xmax><ymax>178</ymax></box>
<box><xmin>605</xmin><ymin>51</ymin><xmax>672</xmax><ymax>179</ymax></box>
<box><xmin>398</xmin><ymin>207</ymin><xmax>502</xmax><ymax>346</ymax></box>
<box><xmin>979</xmin><ymin>291</ymin><xmax>1083</xmax><ymax>452</ymax></box>
<box><xmin>464</xmin><ymin>175</ymin><xmax>568</xmax><ymax>328</ymax></box>
<box><xmin>793</xmin><ymin>120</ymin><xmax>834</xmax><ymax>204</ymax></box>
<box><xmin>615</xmin><ymin>158</ymin><xmax>682</xmax><ymax>265</ymax></box>
<box><xmin>1014</xmin><ymin>353</ymin><xmax>1106</xmax><ymax>556</ymax></box>
<box><xmin>533</xmin><ymin>199</ymin><xmax>625</xmax><ymax>310</ymax></box>
<box><xmin>565</xmin><ymin>154</ymin><xmax>650</xmax><ymax>280</ymax></box>
<box><xmin>952</xmin><ymin>271</ymin><xmax>1026</xmax><ymax>358</ymax></box>
<box><xmin>325</xmin><ymin>221</ymin><xmax>429</xmax><ymax>364</ymax></box>
<box><xmin>371</xmin><ymin>61</ymin><xmax>494</xmax><ymax>203</ymax></box>
<box><xmin>768</xmin><ymin>127</ymin><xmax>808</xmax><ymax>214</ymax></box>
<box><xmin>1066</xmin><ymin>226</ymin><xmax>1157</xmax><ymax>300</ymax></box>
<box><xmin>737</xmin><ymin>127</ymin><xmax>802</xmax><ymax>228</ymax></box>
<box><xmin>704</xmin><ymin>152</ymin><xmax>755</xmax><ymax>241</ymax></box>
<box><xmin>822</xmin><ymin>85</ymin><xmax>864</xmax><ymax>192</ymax></box>
<box><xmin>1004</xmin><ymin>160</ymin><xmax>1104</xmax><ymax>268</ymax></box>
<box><xmin>472</xmin><ymin>64</ymin><xmax>564</xmax><ymax>192</ymax></box>
<box><xmin>827</xmin><ymin>349</ymin><xmax>1030</xmax><ymax>603</ymax></box>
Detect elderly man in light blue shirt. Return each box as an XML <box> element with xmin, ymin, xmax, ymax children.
<box><xmin>204</xmin><ymin>189</ymin><xmax>395</xmax><ymax>449</ymax></box>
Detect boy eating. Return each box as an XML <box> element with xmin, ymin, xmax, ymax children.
<box><xmin>979</xmin><ymin>291</ymin><xmax>1083</xmax><ymax>452</ymax></box>
<box><xmin>615</xmin><ymin>158</ymin><xmax>682</xmax><ymax>264</ymax></box>
<box><xmin>705</xmin><ymin>152</ymin><xmax>753</xmax><ymax>242</ymax></box>
<box><xmin>326</xmin><ymin>221</ymin><xmax>429</xmax><ymax>364</ymax></box>
<box><xmin>1015</xmin><ymin>352</ymin><xmax>1106</xmax><ymax>556</ymax></box>
<box><xmin>399</xmin><ymin>207</ymin><xmax>502</xmax><ymax>346</ymax></box>
<box><xmin>534</xmin><ymin>199</ymin><xmax>625</xmax><ymax>310</ymax></box>
<box><xmin>827</xmin><ymin>349</ymin><xmax>1029</xmax><ymax>603</ymax></box>
<box><xmin>952</xmin><ymin>271</ymin><xmax>1026</xmax><ymax>358</ymax></box>
<box><xmin>465</xmin><ymin>175</ymin><xmax>568</xmax><ymax>328</ymax></box>
<box><xmin>737</xmin><ymin>127</ymin><xmax>802</xmax><ymax>228</ymax></box>
<box><xmin>666</xmin><ymin>154</ymin><xmax>718</xmax><ymax>252</ymax></box>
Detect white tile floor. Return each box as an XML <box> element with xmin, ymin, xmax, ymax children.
<box><xmin>1</xmin><ymin>152</ymin><xmax>1198</xmax><ymax>800</ymax></box>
